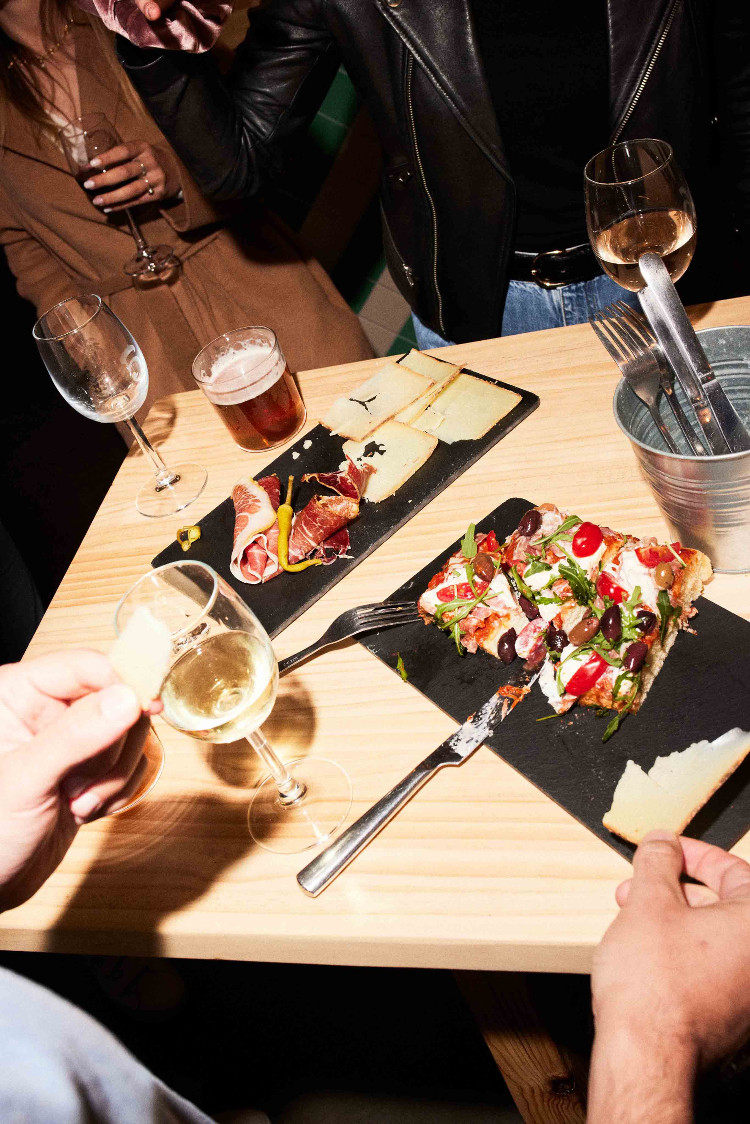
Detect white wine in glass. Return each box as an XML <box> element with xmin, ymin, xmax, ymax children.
<box><xmin>584</xmin><ymin>138</ymin><xmax>697</xmax><ymax>291</ymax></box>
<box><xmin>33</xmin><ymin>294</ymin><xmax>207</xmax><ymax>517</ymax></box>
<box><xmin>115</xmin><ymin>561</ymin><xmax>352</xmax><ymax>854</ymax></box>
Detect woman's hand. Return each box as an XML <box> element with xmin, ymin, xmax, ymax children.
<box><xmin>84</xmin><ymin>142</ymin><xmax>180</xmax><ymax>212</ymax></box>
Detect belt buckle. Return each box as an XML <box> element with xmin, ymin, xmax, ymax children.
<box><xmin>530</xmin><ymin>248</ymin><xmax>568</xmax><ymax>289</ymax></box>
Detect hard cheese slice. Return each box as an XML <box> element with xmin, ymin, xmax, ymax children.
<box><xmin>410</xmin><ymin>373</ymin><xmax>522</xmax><ymax>443</ymax></box>
<box><xmin>109</xmin><ymin>606</ymin><xmax>172</xmax><ymax>708</ymax></box>
<box><xmin>321</xmin><ymin>363</ymin><xmax>431</xmax><ymax>441</ymax></box>
<box><xmin>395</xmin><ymin>354</ymin><xmax>462</xmax><ymax>425</ymax></box>
<box><xmin>343</xmin><ymin>420</ymin><xmax>438</xmax><ymax>502</ymax></box>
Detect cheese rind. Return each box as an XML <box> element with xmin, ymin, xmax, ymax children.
<box><xmin>397</xmin><ymin>349</ymin><xmax>461</xmax><ymax>383</ymax></box>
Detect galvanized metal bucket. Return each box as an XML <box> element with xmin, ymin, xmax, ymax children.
<box><xmin>614</xmin><ymin>325</ymin><xmax>750</xmax><ymax>573</ymax></box>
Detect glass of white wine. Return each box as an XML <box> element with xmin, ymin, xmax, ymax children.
<box><xmin>584</xmin><ymin>138</ymin><xmax>697</xmax><ymax>291</ymax></box>
<box><xmin>115</xmin><ymin>561</ymin><xmax>352</xmax><ymax>853</ymax></box>
<box><xmin>33</xmin><ymin>294</ymin><xmax>207</xmax><ymax>517</ymax></box>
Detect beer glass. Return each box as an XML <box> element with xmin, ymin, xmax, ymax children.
<box><xmin>115</xmin><ymin>561</ymin><xmax>352</xmax><ymax>853</ymax></box>
<box><xmin>33</xmin><ymin>294</ymin><xmax>207</xmax><ymax>517</ymax></box>
<box><xmin>192</xmin><ymin>326</ymin><xmax>306</xmax><ymax>451</ymax></box>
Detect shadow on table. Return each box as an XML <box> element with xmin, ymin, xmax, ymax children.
<box><xmin>44</xmin><ymin>791</ymin><xmax>260</xmax><ymax>959</ymax></box>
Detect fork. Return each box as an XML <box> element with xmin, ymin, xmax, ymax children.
<box><xmin>278</xmin><ymin>601</ymin><xmax>420</xmax><ymax>675</ymax></box>
<box><xmin>611</xmin><ymin>301</ymin><xmax>707</xmax><ymax>456</ymax></box>
<box><xmin>590</xmin><ymin>303</ymin><xmax>681</xmax><ymax>454</ymax></box>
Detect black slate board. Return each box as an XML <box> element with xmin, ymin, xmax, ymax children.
<box><xmin>153</xmin><ymin>368</ymin><xmax>538</xmax><ymax>638</ymax></box>
<box><xmin>360</xmin><ymin>497</ymin><xmax>750</xmax><ymax>861</ymax></box>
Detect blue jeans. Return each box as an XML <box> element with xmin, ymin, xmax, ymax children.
<box><xmin>411</xmin><ymin>274</ymin><xmax>640</xmax><ymax>348</ymax></box>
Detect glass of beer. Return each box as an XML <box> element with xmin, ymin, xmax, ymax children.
<box><xmin>192</xmin><ymin>326</ymin><xmax>306</xmax><ymax>451</ymax></box>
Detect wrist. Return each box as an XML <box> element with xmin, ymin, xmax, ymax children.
<box><xmin>589</xmin><ymin>1011</ymin><xmax>698</xmax><ymax>1124</ymax></box>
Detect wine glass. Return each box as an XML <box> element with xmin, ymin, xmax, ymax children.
<box><xmin>58</xmin><ymin>112</ymin><xmax>180</xmax><ymax>279</ymax></box>
<box><xmin>33</xmin><ymin>294</ymin><xmax>207</xmax><ymax>518</ymax></box>
<box><xmin>584</xmin><ymin>138</ymin><xmax>697</xmax><ymax>291</ymax></box>
<box><xmin>115</xmin><ymin>561</ymin><xmax>353</xmax><ymax>854</ymax></box>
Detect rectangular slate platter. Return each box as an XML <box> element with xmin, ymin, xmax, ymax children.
<box><xmin>360</xmin><ymin>496</ymin><xmax>750</xmax><ymax>862</ymax></box>
<box><xmin>153</xmin><ymin>368</ymin><xmax>538</xmax><ymax>639</ymax></box>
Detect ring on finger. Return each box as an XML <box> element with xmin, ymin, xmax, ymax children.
<box><xmin>137</xmin><ymin>160</ymin><xmax>147</xmax><ymax>176</ymax></box>
<box><xmin>142</xmin><ymin>175</ymin><xmax>155</xmax><ymax>196</ymax></box>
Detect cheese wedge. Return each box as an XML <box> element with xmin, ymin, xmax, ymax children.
<box><xmin>109</xmin><ymin>606</ymin><xmax>172</xmax><ymax>707</ymax></box>
<box><xmin>410</xmin><ymin>373</ymin><xmax>522</xmax><ymax>443</ymax></box>
<box><xmin>603</xmin><ymin>728</ymin><xmax>750</xmax><ymax>844</ymax></box>
<box><xmin>398</xmin><ymin>349</ymin><xmax>461</xmax><ymax>382</ymax></box>
<box><xmin>343</xmin><ymin>420</ymin><xmax>438</xmax><ymax>501</ymax></box>
<box><xmin>321</xmin><ymin>363</ymin><xmax>431</xmax><ymax>441</ymax></box>
<box><xmin>395</xmin><ymin>358</ymin><xmax>462</xmax><ymax>425</ymax></box>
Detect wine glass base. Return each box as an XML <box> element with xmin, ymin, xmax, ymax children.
<box><xmin>248</xmin><ymin>757</ymin><xmax>352</xmax><ymax>855</ymax></box>
<box><xmin>124</xmin><ymin>245</ymin><xmax>181</xmax><ymax>279</ymax></box>
<box><xmin>136</xmin><ymin>462</ymin><xmax>208</xmax><ymax>518</ymax></box>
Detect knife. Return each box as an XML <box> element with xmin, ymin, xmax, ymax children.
<box><xmin>297</xmin><ymin>668</ymin><xmax>540</xmax><ymax>897</ymax></box>
<box><xmin>638</xmin><ymin>254</ymin><xmax>750</xmax><ymax>454</ymax></box>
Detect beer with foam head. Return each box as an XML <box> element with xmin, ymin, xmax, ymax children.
<box><xmin>193</xmin><ymin>327</ymin><xmax>305</xmax><ymax>451</ymax></box>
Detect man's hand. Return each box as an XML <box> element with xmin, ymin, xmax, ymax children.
<box><xmin>589</xmin><ymin>831</ymin><xmax>750</xmax><ymax>1122</ymax></box>
<box><xmin>77</xmin><ymin>0</ymin><xmax>229</xmax><ymax>52</ymax></box>
<box><xmin>84</xmin><ymin>142</ymin><xmax>180</xmax><ymax>212</ymax></box>
<box><xmin>0</xmin><ymin>650</ymin><xmax>152</xmax><ymax>912</ymax></box>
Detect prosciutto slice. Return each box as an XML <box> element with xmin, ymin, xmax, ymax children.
<box><xmin>288</xmin><ymin>496</ymin><xmax>358</xmax><ymax>564</ymax></box>
<box><xmin>302</xmin><ymin>457</ymin><xmax>374</xmax><ymax>501</ymax></box>
<box><xmin>230</xmin><ymin>476</ymin><xmax>282</xmax><ymax>584</ymax></box>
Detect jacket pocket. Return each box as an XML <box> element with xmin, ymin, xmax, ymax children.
<box><xmin>380</xmin><ymin>201</ymin><xmax>415</xmax><ymax>297</ymax></box>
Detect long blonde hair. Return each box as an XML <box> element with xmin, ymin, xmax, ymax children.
<box><xmin>0</xmin><ymin>0</ymin><xmax>147</xmax><ymax>145</ymax></box>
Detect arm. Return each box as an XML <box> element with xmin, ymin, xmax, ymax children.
<box><xmin>115</xmin><ymin>0</ymin><xmax>341</xmax><ymax>203</ymax></box>
<box><xmin>589</xmin><ymin>831</ymin><xmax>750</xmax><ymax>1123</ymax></box>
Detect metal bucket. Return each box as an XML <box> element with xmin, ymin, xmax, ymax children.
<box><xmin>613</xmin><ymin>325</ymin><xmax>750</xmax><ymax>573</ymax></box>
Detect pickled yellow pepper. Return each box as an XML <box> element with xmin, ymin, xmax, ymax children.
<box><xmin>277</xmin><ymin>476</ymin><xmax>322</xmax><ymax>572</ymax></box>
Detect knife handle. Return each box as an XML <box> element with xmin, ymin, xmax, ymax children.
<box><xmin>297</xmin><ymin>745</ymin><xmax>451</xmax><ymax>897</ymax></box>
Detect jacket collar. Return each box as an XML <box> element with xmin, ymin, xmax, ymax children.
<box><xmin>375</xmin><ymin>0</ymin><xmax>509</xmax><ymax>179</ymax></box>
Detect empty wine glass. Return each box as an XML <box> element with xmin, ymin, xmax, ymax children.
<box><xmin>115</xmin><ymin>561</ymin><xmax>353</xmax><ymax>854</ymax></box>
<box><xmin>58</xmin><ymin>112</ymin><xmax>180</xmax><ymax>279</ymax></box>
<box><xmin>584</xmin><ymin>138</ymin><xmax>697</xmax><ymax>291</ymax></box>
<box><xmin>33</xmin><ymin>294</ymin><xmax>207</xmax><ymax>517</ymax></box>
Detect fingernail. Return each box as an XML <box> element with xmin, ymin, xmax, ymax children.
<box><xmin>71</xmin><ymin>790</ymin><xmax>101</xmax><ymax>820</ymax></box>
<box><xmin>103</xmin><ymin>208</ymin><xmax>112</xmax><ymax>214</ymax></box>
<box><xmin>83</xmin><ymin>179</ymin><xmax>94</xmax><ymax>189</ymax></box>
<box><xmin>89</xmin><ymin>157</ymin><xmax>101</xmax><ymax>168</ymax></box>
<box><xmin>99</xmin><ymin>683</ymin><xmax>138</xmax><ymax>723</ymax></box>
<box><xmin>147</xmin><ymin>3</ymin><xmax>160</xmax><ymax>17</ymax></box>
<box><xmin>643</xmin><ymin>829</ymin><xmax>678</xmax><ymax>843</ymax></box>
<box><xmin>92</xmin><ymin>196</ymin><xmax>103</xmax><ymax>205</ymax></box>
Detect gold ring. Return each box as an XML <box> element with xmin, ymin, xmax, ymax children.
<box><xmin>143</xmin><ymin>175</ymin><xmax>155</xmax><ymax>196</ymax></box>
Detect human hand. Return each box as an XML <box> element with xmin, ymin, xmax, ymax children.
<box><xmin>0</xmin><ymin>650</ymin><xmax>155</xmax><ymax>912</ymax></box>
<box><xmin>84</xmin><ymin>142</ymin><xmax>180</xmax><ymax>212</ymax></box>
<box><xmin>76</xmin><ymin>0</ymin><xmax>230</xmax><ymax>52</ymax></box>
<box><xmin>592</xmin><ymin>831</ymin><xmax>750</xmax><ymax>1072</ymax></box>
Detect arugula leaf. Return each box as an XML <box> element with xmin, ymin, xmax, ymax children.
<box><xmin>511</xmin><ymin>565</ymin><xmax>534</xmax><ymax>601</ymax></box>
<box><xmin>524</xmin><ymin>558</ymin><xmax>552</xmax><ymax>580</ymax></box>
<box><xmin>657</xmin><ymin>589</ymin><xmax>679</xmax><ymax>644</ymax></box>
<box><xmin>624</xmin><ymin>585</ymin><xmax>642</xmax><ymax>612</ymax></box>
<box><xmin>396</xmin><ymin>653</ymin><xmax>408</xmax><ymax>682</ymax></box>
<box><xmin>591</xmin><ymin>644</ymin><xmax>623</xmax><ymax>668</ymax></box>
<box><xmin>602</xmin><ymin>673</ymin><xmax>641</xmax><ymax>742</ymax></box>
<box><xmin>558</xmin><ymin>559</ymin><xmax>596</xmax><ymax>606</ymax></box>
<box><xmin>461</xmin><ymin>523</ymin><xmax>477</xmax><ymax>560</ymax></box>
<box><xmin>537</xmin><ymin>514</ymin><xmax>580</xmax><ymax>549</ymax></box>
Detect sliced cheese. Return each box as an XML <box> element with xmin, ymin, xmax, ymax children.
<box><xmin>398</xmin><ymin>349</ymin><xmax>461</xmax><ymax>382</ymax></box>
<box><xmin>110</xmin><ymin>606</ymin><xmax>172</xmax><ymax>707</ymax></box>
<box><xmin>410</xmin><ymin>373</ymin><xmax>522</xmax><ymax>443</ymax></box>
<box><xmin>321</xmin><ymin>363</ymin><xmax>431</xmax><ymax>441</ymax></box>
<box><xmin>603</xmin><ymin>728</ymin><xmax>750</xmax><ymax>844</ymax></box>
<box><xmin>395</xmin><ymin>361</ymin><xmax>462</xmax><ymax>425</ymax></box>
<box><xmin>343</xmin><ymin>420</ymin><xmax>438</xmax><ymax>502</ymax></box>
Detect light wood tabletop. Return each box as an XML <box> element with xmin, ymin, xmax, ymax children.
<box><xmin>6</xmin><ymin>296</ymin><xmax>750</xmax><ymax>974</ymax></box>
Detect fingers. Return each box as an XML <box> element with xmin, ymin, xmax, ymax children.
<box><xmin>626</xmin><ymin>830</ymin><xmax>686</xmax><ymax>910</ymax></box>
<box><xmin>0</xmin><ymin>649</ymin><xmax>120</xmax><ymax>707</ymax></box>
<box><xmin>133</xmin><ymin>0</ymin><xmax>174</xmax><ymax>20</ymax></box>
<box><xmin>69</xmin><ymin>716</ymin><xmax>152</xmax><ymax>823</ymax></box>
<box><xmin>26</xmin><ymin>683</ymin><xmax>141</xmax><ymax>795</ymax></box>
<box><xmin>87</xmin><ymin>143</ymin><xmax>138</xmax><ymax>171</ymax></box>
<box><xmin>84</xmin><ymin>145</ymin><xmax>165</xmax><ymax>212</ymax></box>
<box><xmin>617</xmin><ymin>877</ymin><xmax>718</xmax><ymax>908</ymax></box>
<box><xmin>680</xmin><ymin>837</ymin><xmax>750</xmax><ymax>902</ymax></box>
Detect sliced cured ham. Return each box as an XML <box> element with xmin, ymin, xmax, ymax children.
<box><xmin>302</xmin><ymin>457</ymin><xmax>374</xmax><ymax>501</ymax></box>
<box><xmin>230</xmin><ymin>475</ymin><xmax>282</xmax><ymax>584</ymax></box>
<box><xmin>288</xmin><ymin>496</ymin><xmax>358</xmax><ymax>564</ymax></box>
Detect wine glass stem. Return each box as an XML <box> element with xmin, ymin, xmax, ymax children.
<box><xmin>123</xmin><ymin>207</ymin><xmax>150</xmax><ymax>256</ymax></box>
<box><xmin>247</xmin><ymin>728</ymin><xmax>307</xmax><ymax>805</ymax></box>
<box><xmin>125</xmin><ymin>417</ymin><xmax>179</xmax><ymax>488</ymax></box>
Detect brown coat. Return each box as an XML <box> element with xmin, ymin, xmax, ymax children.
<box><xmin>0</xmin><ymin>21</ymin><xmax>371</xmax><ymax>423</ymax></box>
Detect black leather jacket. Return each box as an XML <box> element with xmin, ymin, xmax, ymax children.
<box><xmin>121</xmin><ymin>0</ymin><xmax>750</xmax><ymax>343</ymax></box>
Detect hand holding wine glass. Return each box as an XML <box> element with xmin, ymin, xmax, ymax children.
<box><xmin>584</xmin><ymin>138</ymin><xmax>696</xmax><ymax>290</ymax></box>
<box><xmin>58</xmin><ymin>112</ymin><xmax>180</xmax><ymax>279</ymax></box>
<box><xmin>82</xmin><ymin>140</ymin><xmax>180</xmax><ymax>214</ymax></box>
<box><xmin>33</xmin><ymin>294</ymin><xmax>208</xmax><ymax>517</ymax></box>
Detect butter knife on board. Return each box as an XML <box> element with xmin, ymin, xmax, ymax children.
<box><xmin>297</xmin><ymin>668</ymin><xmax>541</xmax><ymax>897</ymax></box>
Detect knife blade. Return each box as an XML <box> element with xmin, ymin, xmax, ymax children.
<box><xmin>296</xmin><ymin>667</ymin><xmax>541</xmax><ymax>897</ymax></box>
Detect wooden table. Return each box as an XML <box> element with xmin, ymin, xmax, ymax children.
<box><xmin>6</xmin><ymin>296</ymin><xmax>750</xmax><ymax>1121</ymax></box>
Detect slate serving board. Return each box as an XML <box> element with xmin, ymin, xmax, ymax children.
<box><xmin>360</xmin><ymin>496</ymin><xmax>750</xmax><ymax>861</ymax></box>
<box><xmin>153</xmin><ymin>369</ymin><xmax>538</xmax><ymax>639</ymax></box>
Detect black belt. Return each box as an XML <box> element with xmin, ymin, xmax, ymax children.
<box><xmin>508</xmin><ymin>243</ymin><xmax>602</xmax><ymax>289</ymax></box>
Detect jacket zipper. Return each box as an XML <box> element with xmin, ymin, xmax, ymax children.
<box><xmin>610</xmin><ymin>0</ymin><xmax>681</xmax><ymax>144</ymax></box>
<box><xmin>381</xmin><ymin>202</ymin><xmax>415</xmax><ymax>288</ymax></box>
<box><xmin>405</xmin><ymin>53</ymin><xmax>445</xmax><ymax>335</ymax></box>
